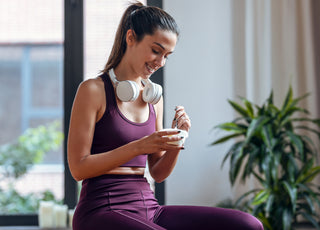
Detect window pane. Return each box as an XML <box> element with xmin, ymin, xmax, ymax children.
<box><xmin>0</xmin><ymin>0</ymin><xmax>64</xmax><ymax>214</ymax></box>
<box><xmin>31</xmin><ymin>46</ymin><xmax>63</xmax><ymax>108</ymax></box>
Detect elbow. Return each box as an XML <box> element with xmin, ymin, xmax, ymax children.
<box><xmin>68</xmin><ymin>159</ymin><xmax>86</xmax><ymax>181</ymax></box>
<box><xmin>70</xmin><ymin>168</ymin><xmax>83</xmax><ymax>182</ymax></box>
<box><xmin>73</xmin><ymin>175</ymin><xmax>83</xmax><ymax>182</ymax></box>
<box><xmin>68</xmin><ymin>153</ymin><xmax>89</xmax><ymax>182</ymax></box>
<box><xmin>154</xmin><ymin>177</ymin><xmax>165</xmax><ymax>183</ymax></box>
<box><xmin>149</xmin><ymin>170</ymin><xmax>166</xmax><ymax>183</ymax></box>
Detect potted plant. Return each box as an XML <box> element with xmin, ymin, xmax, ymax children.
<box><xmin>211</xmin><ymin>86</ymin><xmax>320</xmax><ymax>230</ymax></box>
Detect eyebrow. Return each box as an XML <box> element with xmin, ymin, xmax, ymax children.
<box><xmin>153</xmin><ymin>42</ymin><xmax>174</xmax><ymax>54</ymax></box>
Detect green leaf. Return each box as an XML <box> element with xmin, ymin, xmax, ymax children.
<box><xmin>265</xmin><ymin>193</ymin><xmax>274</xmax><ymax>214</ymax></box>
<box><xmin>256</xmin><ymin>212</ymin><xmax>273</xmax><ymax>230</ymax></box>
<box><xmin>214</xmin><ymin>122</ymin><xmax>247</xmax><ymax>133</ymax></box>
<box><xmin>302</xmin><ymin>193</ymin><xmax>316</xmax><ymax>214</ymax></box>
<box><xmin>261</xmin><ymin>125</ymin><xmax>274</xmax><ymax>151</ymax></box>
<box><xmin>243</xmin><ymin>148</ymin><xmax>261</xmax><ymax>183</ymax></box>
<box><xmin>286</xmin><ymin>131</ymin><xmax>304</xmax><ymax>159</ymax></box>
<box><xmin>300</xmin><ymin>212</ymin><xmax>320</xmax><ymax>229</ymax></box>
<box><xmin>252</xmin><ymin>190</ymin><xmax>270</xmax><ymax>205</ymax></box>
<box><xmin>283</xmin><ymin>181</ymin><xmax>297</xmax><ymax>212</ymax></box>
<box><xmin>234</xmin><ymin>188</ymin><xmax>260</xmax><ymax>208</ymax></box>
<box><xmin>260</xmin><ymin>152</ymin><xmax>271</xmax><ymax>185</ymax></box>
<box><xmin>251</xmin><ymin>170</ymin><xmax>266</xmax><ymax>186</ymax></box>
<box><xmin>270</xmin><ymin>155</ymin><xmax>279</xmax><ymax>185</ymax></box>
<box><xmin>282</xmin><ymin>209</ymin><xmax>293</xmax><ymax>230</ymax></box>
<box><xmin>267</xmin><ymin>90</ymin><xmax>274</xmax><ymax>105</ymax></box>
<box><xmin>239</xmin><ymin>97</ymin><xmax>255</xmax><ymax>118</ymax></box>
<box><xmin>281</xmin><ymin>107</ymin><xmax>309</xmax><ymax>125</ymax></box>
<box><xmin>221</xmin><ymin>142</ymin><xmax>244</xmax><ymax>168</ymax></box>
<box><xmin>297</xmin><ymin>159</ymin><xmax>314</xmax><ymax>183</ymax></box>
<box><xmin>228</xmin><ymin>99</ymin><xmax>250</xmax><ymax>119</ymax></box>
<box><xmin>210</xmin><ymin>133</ymin><xmax>243</xmax><ymax>145</ymax></box>
<box><xmin>281</xmin><ymin>86</ymin><xmax>293</xmax><ymax>113</ymax></box>
<box><xmin>291</xmin><ymin>92</ymin><xmax>310</xmax><ymax>107</ymax></box>
<box><xmin>295</xmin><ymin>125</ymin><xmax>320</xmax><ymax>138</ymax></box>
<box><xmin>291</xmin><ymin>117</ymin><xmax>320</xmax><ymax>125</ymax></box>
<box><xmin>230</xmin><ymin>147</ymin><xmax>245</xmax><ymax>185</ymax></box>
<box><xmin>300</xmin><ymin>166</ymin><xmax>320</xmax><ymax>183</ymax></box>
<box><xmin>245</xmin><ymin>116</ymin><xmax>269</xmax><ymax>144</ymax></box>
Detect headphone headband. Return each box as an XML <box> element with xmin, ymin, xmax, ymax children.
<box><xmin>108</xmin><ymin>68</ymin><xmax>162</xmax><ymax>104</ymax></box>
<box><xmin>109</xmin><ymin>68</ymin><xmax>119</xmax><ymax>85</ymax></box>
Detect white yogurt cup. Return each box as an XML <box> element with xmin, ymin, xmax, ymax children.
<box><xmin>161</xmin><ymin>128</ymin><xmax>188</xmax><ymax>146</ymax></box>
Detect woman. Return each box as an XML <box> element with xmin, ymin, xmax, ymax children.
<box><xmin>68</xmin><ymin>2</ymin><xmax>264</xmax><ymax>229</ymax></box>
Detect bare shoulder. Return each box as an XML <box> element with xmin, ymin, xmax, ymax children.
<box><xmin>153</xmin><ymin>95</ymin><xmax>163</xmax><ymax>117</ymax></box>
<box><xmin>78</xmin><ymin>77</ymin><xmax>104</xmax><ymax>94</ymax></box>
<box><xmin>75</xmin><ymin>77</ymin><xmax>105</xmax><ymax>109</ymax></box>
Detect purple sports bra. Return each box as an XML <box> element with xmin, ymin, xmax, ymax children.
<box><xmin>90</xmin><ymin>72</ymin><xmax>156</xmax><ymax>167</ymax></box>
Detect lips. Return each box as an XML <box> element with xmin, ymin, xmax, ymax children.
<box><xmin>146</xmin><ymin>64</ymin><xmax>157</xmax><ymax>74</ymax></box>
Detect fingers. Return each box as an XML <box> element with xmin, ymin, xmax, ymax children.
<box><xmin>153</xmin><ymin>131</ymin><xmax>185</xmax><ymax>150</ymax></box>
<box><xmin>172</xmin><ymin>106</ymin><xmax>191</xmax><ymax>131</ymax></box>
<box><xmin>158</xmin><ymin>129</ymin><xmax>181</xmax><ymax>136</ymax></box>
<box><xmin>155</xmin><ymin>130</ymin><xmax>184</xmax><ymax>144</ymax></box>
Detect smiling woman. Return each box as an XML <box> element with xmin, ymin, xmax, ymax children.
<box><xmin>68</xmin><ymin>2</ymin><xmax>263</xmax><ymax>230</ymax></box>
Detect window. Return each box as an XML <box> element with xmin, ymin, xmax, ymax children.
<box><xmin>0</xmin><ymin>45</ymin><xmax>64</xmax><ymax>213</ymax></box>
<box><xmin>0</xmin><ymin>0</ymin><xmax>64</xmax><ymax>225</ymax></box>
<box><xmin>0</xmin><ymin>0</ymin><xmax>163</xmax><ymax>226</ymax></box>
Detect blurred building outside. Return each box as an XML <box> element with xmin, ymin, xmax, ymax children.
<box><xmin>0</xmin><ymin>0</ymin><xmax>146</xmax><ymax>207</ymax></box>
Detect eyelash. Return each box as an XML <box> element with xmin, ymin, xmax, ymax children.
<box><xmin>152</xmin><ymin>49</ymin><xmax>169</xmax><ymax>59</ymax></box>
<box><xmin>152</xmin><ymin>49</ymin><xmax>160</xmax><ymax>55</ymax></box>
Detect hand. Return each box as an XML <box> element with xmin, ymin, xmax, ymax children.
<box><xmin>171</xmin><ymin>106</ymin><xmax>191</xmax><ymax>132</ymax></box>
<box><xmin>138</xmin><ymin>129</ymin><xmax>184</xmax><ymax>154</ymax></box>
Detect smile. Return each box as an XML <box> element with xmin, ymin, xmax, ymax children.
<box><xmin>146</xmin><ymin>64</ymin><xmax>157</xmax><ymax>74</ymax></box>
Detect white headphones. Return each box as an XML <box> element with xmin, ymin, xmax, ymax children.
<box><xmin>108</xmin><ymin>68</ymin><xmax>162</xmax><ymax>104</ymax></box>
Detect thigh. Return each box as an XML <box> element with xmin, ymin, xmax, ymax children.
<box><xmin>73</xmin><ymin>210</ymin><xmax>166</xmax><ymax>230</ymax></box>
<box><xmin>153</xmin><ymin>205</ymin><xmax>263</xmax><ymax>230</ymax></box>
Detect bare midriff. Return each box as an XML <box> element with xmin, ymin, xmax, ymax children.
<box><xmin>105</xmin><ymin>167</ymin><xmax>145</xmax><ymax>175</ymax></box>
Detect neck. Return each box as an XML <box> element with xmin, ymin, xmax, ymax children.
<box><xmin>114</xmin><ymin>57</ymin><xmax>140</xmax><ymax>84</ymax></box>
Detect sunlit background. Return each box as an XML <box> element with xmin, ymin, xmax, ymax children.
<box><xmin>0</xmin><ymin>0</ymin><xmax>319</xmax><ymax>228</ymax></box>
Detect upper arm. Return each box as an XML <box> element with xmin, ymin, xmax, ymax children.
<box><xmin>67</xmin><ymin>79</ymin><xmax>104</xmax><ymax>175</ymax></box>
<box><xmin>154</xmin><ymin>95</ymin><xmax>164</xmax><ymax>131</ymax></box>
<box><xmin>148</xmin><ymin>96</ymin><xmax>164</xmax><ymax>167</ymax></box>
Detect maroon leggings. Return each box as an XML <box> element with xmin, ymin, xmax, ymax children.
<box><xmin>73</xmin><ymin>175</ymin><xmax>263</xmax><ymax>230</ymax></box>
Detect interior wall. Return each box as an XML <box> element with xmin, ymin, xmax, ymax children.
<box><xmin>163</xmin><ymin>0</ymin><xmax>234</xmax><ymax>206</ymax></box>
<box><xmin>312</xmin><ymin>0</ymin><xmax>320</xmax><ymax>117</ymax></box>
<box><xmin>162</xmin><ymin>0</ymin><xmax>319</xmax><ymax>206</ymax></box>
<box><xmin>311</xmin><ymin>0</ymin><xmax>320</xmax><ymax>189</ymax></box>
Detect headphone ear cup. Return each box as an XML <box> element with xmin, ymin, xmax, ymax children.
<box><xmin>152</xmin><ymin>83</ymin><xmax>163</xmax><ymax>104</ymax></box>
<box><xmin>142</xmin><ymin>82</ymin><xmax>162</xmax><ymax>104</ymax></box>
<box><xmin>116</xmin><ymin>80</ymin><xmax>139</xmax><ymax>102</ymax></box>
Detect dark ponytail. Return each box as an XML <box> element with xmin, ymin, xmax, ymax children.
<box><xmin>103</xmin><ymin>1</ymin><xmax>179</xmax><ymax>73</ymax></box>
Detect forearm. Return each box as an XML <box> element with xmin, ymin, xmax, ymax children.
<box><xmin>69</xmin><ymin>140</ymin><xmax>140</xmax><ymax>181</ymax></box>
<box><xmin>149</xmin><ymin>149</ymin><xmax>181</xmax><ymax>183</ymax></box>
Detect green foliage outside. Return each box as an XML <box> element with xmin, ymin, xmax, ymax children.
<box><xmin>0</xmin><ymin>121</ymin><xmax>64</xmax><ymax>214</ymax></box>
<box><xmin>212</xmin><ymin>87</ymin><xmax>320</xmax><ymax>230</ymax></box>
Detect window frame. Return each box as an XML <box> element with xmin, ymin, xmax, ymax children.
<box><xmin>147</xmin><ymin>0</ymin><xmax>165</xmax><ymax>206</ymax></box>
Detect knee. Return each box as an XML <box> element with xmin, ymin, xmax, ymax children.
<box><xmin>238</xmin><ymin>211</ymin><xmax>264</xmax><ymax>230</ymax></box>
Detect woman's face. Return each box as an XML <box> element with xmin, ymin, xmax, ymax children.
<box><xmin>127</xmin><ymin>29</ymin><xmax>177</xmax><ymax>78</ymax></box>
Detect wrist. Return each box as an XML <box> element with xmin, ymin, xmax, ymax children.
<box><xmin>129</xmin><ymin>140</ymin><xmax>141</xmax><ymax>157</ymax></box>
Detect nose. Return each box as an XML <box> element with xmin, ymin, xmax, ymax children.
<box><xmin>155</xmin><ymin>55</ymin><xmax>166</xmax><ymax>68</ymax></box>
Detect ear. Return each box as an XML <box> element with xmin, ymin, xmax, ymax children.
<box><xmin>126</xmin><ymin>29</ymin><xmax>137</xmax><ymax>47</ymax></box>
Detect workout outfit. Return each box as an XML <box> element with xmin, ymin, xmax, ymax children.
<box><xmin>72</xmin><ymin>73</ymin><xmax>263</xmax><ymax>230</ymax></box>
